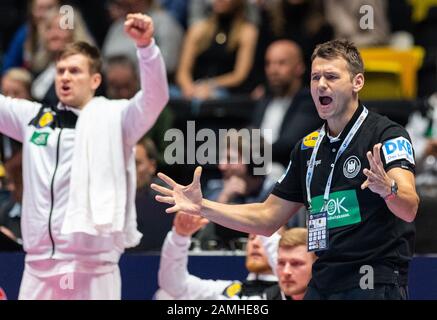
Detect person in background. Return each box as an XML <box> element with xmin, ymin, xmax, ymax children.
<box><xmin>175</xmin><ymin>0</ymin><xmax>258</xmax><ymax>100</ymax></box>
<box><xmin>157</xmin><ymin>211</ymin><xmax>278</xmax><ymax>300</ymax></box>
<box><xmin>262</xmin><ymin>228</ymin><xmax>317</xmax><ymax>300</ymax></box>
<box><xmin>103</xmin><ymin>0</ymin><xmax>183</xmax><ymax>79</ymax></box>
<box><xmin>252</xmin><ymin>40</ymin><xmax>323</xmax><ymax>168</ymax></box>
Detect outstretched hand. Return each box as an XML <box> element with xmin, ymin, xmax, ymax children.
<box><xmin>124</xmin><ymin>13</ymin><xmax>154</xmax><ymax>47</ymax></box>
<box><xmin>174</xmin><ymin>212</ymin><xmax>209</xmax><ymax>237</ymax></box>
<box><xmin>361</xmin><ymin>143</ymin><xmax>392</xmax><ymax>198</ymax></box>
<box><xmin>151</xmin><ymin>166</ymin><xmax>203</xmax><ymax>215</ymax></box>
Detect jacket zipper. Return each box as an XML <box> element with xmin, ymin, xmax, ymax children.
<box><xmin>48</xmin><ymin>128</ymin><xmax>63</xmax><ymax>257</ymax></box>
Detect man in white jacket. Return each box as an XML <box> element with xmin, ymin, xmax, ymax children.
<box><xmin>0</xmin><ymin>13</ymin><xmax>169</xmax><ymax>299</ymax></box>
<box><xmin>158</xmin><ymin>212</ymin><xmax>278</xmax><ymax>300</ymax></box>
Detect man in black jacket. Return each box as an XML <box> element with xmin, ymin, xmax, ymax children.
<box><xmin>252</xmin><ymin>40</ymin><xmax>322</xmax><ymax>167</ymax></box>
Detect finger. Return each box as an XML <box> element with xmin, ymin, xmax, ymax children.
<box><xmin>361</xmin><ymin>179</ymin><xmax>369</xmax><ymax>190</ymax></box>
<box><xmin>367</xmin><ymin>150</ymin><xmax>381</xmax><ymax>172</ymax></box>
<box><xmin>373</xmin><ymin>143</ymin><xmax>383</xmax><ymax>165</ymax></box>
<box><xmin>366</xmin><ymin>151</ymin><xmax>376</xmax><ymax>169</ymax></box>
<box><xmin>199</xmin><ymin>218</ymin><xmax>209</xmax><ymax>227</ymax></box>
<box><xmin>155</xmin><ymin>195</ymin><xmax>175</xmax><ymax>205</ymax></box>
<box><xmin>193</xmin><ymin>166</ymin><xmax>202</xmax><ymax>184</ymax></box>
<box><xmin>150</xmin><ymin>183</ymin><xmax>173</xmax><ymax>196</ymax></box>
<box><xmin>157</xmin><ymin>172</ymin><xmax>178</xmax><ymax>188</ymax></box>
<box><xmin>363</xmin><ymin>168</ymin><xmax>379</xmax><ymax>182</ymax></box>
<box><xmin>166</xmin><ymin>205</ymin><xmax>180</xmax><ymax>214</ymax></box>
<box><xmin>124</xmin><ymin>19</ymin><xmax>134</xmax><ymax>28</ymax></box>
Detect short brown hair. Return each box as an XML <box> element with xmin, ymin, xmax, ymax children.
<box><xmin>137</xmin><ymin>137</ymin><xmax>158</xmax><ymax>162</ymax></box>
<box><xmin>279</xmin><ymin>228</ymin><xmax>308</xmax><ymax>248</ymax></box>
<box><xmin>57</xmin><ymin>41</ymin><xmax>102</xmax><ymax>74</ymax></box>
<box><xmin>311</xmin><ymin>39</ymin><xmax>364</xmax><ymax>78</ymax></box>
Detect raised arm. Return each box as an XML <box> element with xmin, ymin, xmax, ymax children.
<box><xmin>121</xmin><ymin>13</ymin><xmax>169</xmax><ymax>146</ymax></box>
<box><xmin>361</xmin><ymin>143</ymin><xmax>419</xmax><ymax>222</ymax></box>
<box><xmin>151</xmin><ymin>167</ymin><xmax>304</xmax><ymax>237</ymax></box>
<box><xmin>158</xmin><ymin>212</ymin><xmax>237</xmax><ymax>299</ymax></box>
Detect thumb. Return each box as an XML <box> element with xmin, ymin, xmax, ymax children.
<box><xmin>193</xmin><ymin>166</ymin><xmax>202</xmax><ymax>184</ymax></box>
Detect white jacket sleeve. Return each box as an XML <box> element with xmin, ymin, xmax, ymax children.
<box><xmin>121</xmin><ymin>39</ymin><xmax>169</xmax><ymax>147</ymax></box>
<box><xmin>259</xmin><ymin>232</ymin><xmax>281</xmax><ymax>277</ymax></box>
<box><xmin>158</xmin><ymin>228</ymin><xmax>236</xmax><ymax>300</ymax></box>
<box><xmin>405</xmin><ymin>111</ymin><xmax>429</xmax><ymax>161</ymax></box>
<box><xmin>0</xmin><ymin>95</ymin><xmax>42</xmax><ymax>142</ymax></box>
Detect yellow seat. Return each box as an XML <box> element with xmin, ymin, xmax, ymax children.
<box><xmin>359</xmin><ymin>46</ymin><xmax>425</xmax><ymax>99</ymax></box>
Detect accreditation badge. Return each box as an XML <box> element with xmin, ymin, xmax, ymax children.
<box><xmin>308</xmin><ymin>211</ymin><xmax>329</xmax><ymax>252</ymax></box>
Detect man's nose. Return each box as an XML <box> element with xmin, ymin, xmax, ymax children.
<box><xmin>318</xmin><ymin>77</ymin><xmax>328</xmax><ymax>91</ymax></box>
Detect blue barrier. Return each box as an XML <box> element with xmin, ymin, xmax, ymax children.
<box><xmin>0</xmin><ymin>252</ymin><xmax>435</xmax><ymax>300</ymax></box>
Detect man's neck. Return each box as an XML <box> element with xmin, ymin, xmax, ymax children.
<box><xmin>326</xmin><ymin>99</ymin><xmax>359</xmax><ymax>137</ymax></box>
<box><xmin>291</xmin><ymin>292</ymin><xmax>305</xmax><ymax>300</ymax></box>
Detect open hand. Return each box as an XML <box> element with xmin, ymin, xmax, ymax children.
<box><xmin>361</xmin><ymin>143</ymin><xmax>392</xmax><ymax>197</ymax></box>
<box><xmin>151</xmin><ymin>166</ymin><xmax>203</xmax><ymax>215</ymax></box>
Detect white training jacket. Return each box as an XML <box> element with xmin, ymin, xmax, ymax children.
<box><xmin>158</xmin><ymin>228</ymin><xmax>279</xmax><ymax>300</ymax></box>
<box><xmin>0</xmin><ymin>41</ymin><xmax>168</xmax><ymax>272</ymax></box>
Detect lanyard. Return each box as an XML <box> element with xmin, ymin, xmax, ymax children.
<box><xmin>306</xmin><ymin>107</ymin><xmax>368</xmax><ymax>211</ymax></box>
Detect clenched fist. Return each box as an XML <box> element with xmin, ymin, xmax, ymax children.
<box><xmin>124</xmin><ymin>13</ymin><xmax>154</xmax><ymax>48</ymax></box>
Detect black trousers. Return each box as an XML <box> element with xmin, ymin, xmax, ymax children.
<box><xmin>304</xmin><ymin>284</ymin><xmax>408</xmax><ymax>300</ymax></box>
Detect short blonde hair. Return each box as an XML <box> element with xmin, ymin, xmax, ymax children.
<box><xmin>279</xmin><ymin>228</ymin><xmax>308</xmax><ymax>248</ymax></box>
<box><xmin>3</xmin><ymin>68</ymin><xmax>33</xmax><ymax>93</ymax></box>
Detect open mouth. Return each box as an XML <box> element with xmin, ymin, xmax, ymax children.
<box><xmin>250</xmin><ymin>252</ymin><xmax>262</xmax><ymax>258</ymax></box>
<box><xmin>319</xmin><ymin>96</ymin><xmax>333</xmax><ymax>105</ymax></box>
<box><xmin>61</xmin><ymin>85</ymin><xmax>71</xmax><ymax>93</ymax></box>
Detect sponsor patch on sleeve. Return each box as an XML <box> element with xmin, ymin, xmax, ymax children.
<box><xmin>301</xmin><ymin>131</ymin><xmax>319</xmax><ymax>150</ymax></box>
<box><xmin>222</xmin><ymin>282</ymin><xmax>242</xmax><ymax>298</ymax></box>
<box><xmin>382</xmin><ymin>137</ymin><xmax>415</xmax><ymax>165</ymax></box>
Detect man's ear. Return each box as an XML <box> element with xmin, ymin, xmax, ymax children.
<box><xmin>91</xmin><ymin>73</ymin><xmax>102</xmax><ymax>91</ymax></box>
<box><xmin>352</xmin><ymin>73</ymin><xmax>365</xmax><ymax>93</ymax></box>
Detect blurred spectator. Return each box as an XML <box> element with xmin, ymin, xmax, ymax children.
<box><xmin>31</xmin><ymin>9</ymin><xmax>95</xmax><ymax>105</ymax></box>
<box><xmin>105</xmin><ymin>55</ymin><xmax>139</xmax><ymax>100</ymax></box>
<box><xmin>159</xmin><ymin>0</ymin><xmax>188</xmax><ymax>28</ymax></box>
<box><xmin>0</xmin><ymin>150</ymin><xmax>23</xmax><ymax>242</ymax></box>
<box><xmin>252</xmin><ymin>40</ymin><xmax>323</xmax><ymax>168</ymax></box>
<box><xmin>1</xmin><ymin>68</ymin><xmax>32</xmax><ymax>100</ymax></box>
<box><xmin>195</xmin><ymin>132</ymin><xmax>275</xmax><ymax>250</ymax></box>
<box><xmin>0</xmin><ymin>68</ymin><xmax>31</xmax><ymax>162</ymax></box>
<box><xmin>129</xmin><ymin>137</ymin><xmax>174</xmax><ymax>252</ymax></box>
<box><xmin>102</xmin><ymin>0</ymin><xmax>183</xmax><ymax>78</ymax></box>
<box><xmin>2</xmin><ymin>0</ymin><xmax>61</xmax><ymax>75</ymax></box>
<box><xmin>65</xmin><ymin>0</ymin><xmax>111</xmax><ymax>47</ymax></box>
<box><xmin>175</xmin><ymin>0</ymin><xmax>258</xmax><ymax>100</ymax></box>
<box><xmin>188</xmin><ymin>0</ymin><xmax>261</xmax><ymax>27</ymax></box>
<box><xmin>406</xmin><ymin>93</ymin><xmax>437</xmax><ymax>165</ymax></box>
<box><xmin>0</xmin><ymin>0</ymin><xmax>27</xmax><ymax>60</ymax></box>
<box><xmin>104</xmin><ymin>54</ymin><xmax>174</xmax><ymax>164</ymax></box>
<box><xmin>324</xmin><ymin>0</ymin><xmax>390</xmax><ymax>47</ymax></box>
<box><xmin>255</xmin><ymin>0</ymin><xmax>333</xmax><ymax>83</ymax></box>
<box><xmin>157</xmin><ymin>212</ymin><xmax>278</xmax><ymax>299</ymax></box>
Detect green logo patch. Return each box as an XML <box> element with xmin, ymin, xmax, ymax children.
<box><xmin>310</xmin><ymin>189</ymin><xmax>361</xmax><ymax>229</ymax></box>
<box><xmin>30</xmin><ymin>131</ymin><xmax>50</xmax><ymax>146</ymax></box>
